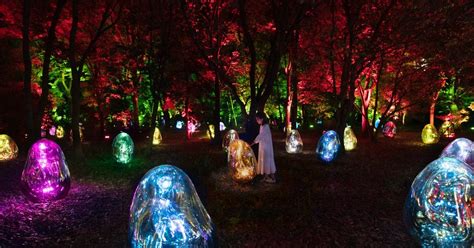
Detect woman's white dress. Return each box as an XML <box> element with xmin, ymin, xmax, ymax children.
<box><xmin>253</xmin><ymin>124</ymin><xmax>276</xmax><ymax>175</ymax></box>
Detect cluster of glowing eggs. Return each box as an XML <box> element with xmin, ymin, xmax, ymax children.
<box><xmin>382</xmin><ymin>121</ymin><xmax>396</xmax><ymax>138</ymax></box>
<box><xmin>316</xmin><ymin>130</ymin><xmax>341</xmax><ymax>163</ymax></box>
<box><xmin>440</xmin><ymin>138</ymin><xmax>474</xmax><ymax>167</ymax></box>
<box><xmin>439</xmin><ymin>120</ymin><xmax>455</xmax><ymax>138</ymax></box>
<box><xmin>152</xmin><ymin>127</ymin><xmax>162</xmax><ymax>145</ymax></box>
<box><xmin>112</xmin><ymin>132</ymin><xmax>134</xmax><ymax>164</ymax></box>
<box><xmin>21</xmin><ymin>139</ymin><xmax>70</xmax><ymax>202</ymax></box>
<box><xmin>0</xmin><ymin>134</ymin><xmax>18</xmax><ymax>161</ymax></box>
<box><xmin>421</xmin><ymin>124</ymin><xmax>439</xmax><ymax>144</ymax></box>
<box><xmin>343</xmin><ymin>126</ymin><xmax>357</xmax><ymax>151</ymax></box>
<box><xmin>285</xmin><ymin>129</ymin><xmax>303</xmax><ymax>154</ymax></box>
<box><xmin>227</xmin><ymin>140</ymin><xmax>257</xmax><ymax>183</ymax></box>
<box><xmin>129</xmin><ymin>165</ymin><xmax>214</xmax><ymax>247</ymax></box>
<box><xmin>222</xmin><ymin>129</ymin><xmax>239</xmax><ymax>152</ymax></box>
<box><xmin>56</xmin><ymin>126</ymin><xmax>65</xmax><ymax>139</ymax></box>
<box><xmin>404</xmin><ymin>157</ymin><xmax>474</xmax><ymax>246</ymax></box>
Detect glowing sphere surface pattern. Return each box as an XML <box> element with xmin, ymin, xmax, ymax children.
<box><xmin>21</xmin><ymin>139</ymin><xmax>70</xmax><ymax>202</ymax></box>
<box><xmin>153</xmin><ymin>127</ymin><xmax>162</xmax><ymax>145</ymax></box>
<box><xmin>440</xmin><ymin>138</ymin><xmax>474</xmax><ymax>167</ymax></box>
<box><xmin>285</xmin><ymin>129</ymin><xmax>303</xmax><ymax>154</ymax></box>
<box><xmin>382</xmin><ymin>121</ymin><xmax>396</xmax><ymax>138</ymax></box>
<box><xmin>316</xmin><ymin>130</ymin><xmax>341</xmax><ymax>163</ymax></box>
<box><xmin>227</xmin><ymin>140</ymin><xmax>257</xmax><ymax>183</ymax></box>
<box><xmin>0</xmin><ymin>134</ymin><xmax>18</xmax><ymax>161</ymax></box>
<box><xmin>129</xmin><ymin>165</ymin><xmax>214</xmax><ymax>248</ymax></box>
<box><xmin>439</xmin><ymin>121</ymin><xmax>455</xmax><ymax>138</ymax></box>
<box><xmin>404</xmin><ymin>157</ymin><xmax>474</xmax><ymax>247</ymax></box>
<box><xmin>112</xmin><ymin>132</ymin><xmax>134</xmax><ymax>164</ymax></box>
<box><xmin>343</xmin><ymin>126</ymin><xmax>357</xmax><ymax>151</ymax></box>
<box><xmin>222</xmin><ymin>129</ymin><xmax>239</xmax><ymax>152</ymax></box>
<box><xmin>421</xmin><ymin>124</ymin><xmax>439</xmax><ymax>144</ymax></box>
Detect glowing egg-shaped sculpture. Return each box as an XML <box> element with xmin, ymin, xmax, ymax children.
<box><xmin>285</xmin><ymin>129</ymin><xmax>303</xmax><ymax>154</ymax></box>
<box><xmin>343</xmin><ymin>126</ymin><xmax>357</xmax><ymax>151</ymax></box>
<box><xmin>219</xmin><ymin>122</ymin><xmax>226</xmax><ymax>131</ymax></box>
<box><xmin>176</xmin><ymin>121</ymin><xmax>184</xmax><ymax>129</ymax></box>
<box><xmin>227</xmin><ymin>140</ymin><xmax>257</xmax><ymax>183</ymax></box>
<box><xmin>129</xmin><ymin>165</ymin><xmax>214</xmax><ymax>247</ymax></box>
<box><xmin>222</xmin><ymin>129</ymin><xmax>239</xmax><ymax>152</ymax></box>
<box><xmin>112</xmin><ymin>132</ymin><xmax>134</xmax><ymax>164</ymax></box>
<box><xmin>421</xmin><ymin>124</ymin><xmax>439</xmax><ymax>144</ymax></box>
<box><xmin>56</xmin><ymin>126</ymin><xmax>64</xmax><ymax>139</ymax></box>
<box><xmin>207</xmin><ymin>125</ymin><xmax>215</xmax><ymax>139</ymax></box>
<box><xmin>404</xmin><ymin>157</ymin><xmax>474</xmax><ymax>247</ymax></box>
<box><xmin>0</xmin><ymin>134</ymin><xmax>19</xmax><ymax>161</ymax></box>
<box><xmin>439</xmin><ymin>120</ymin><xmax>455</xmax><ymax>138</ymax></box>
<box><xmin>21</xmin><ymin>139</ymin><xmax>70</xmax><ymax>202</ymax></box>
<box><xmin>316</xmin><ymin>130</ymin><xmax>341</xmax><ymax>163</ymax></box>
<box><xmin>383</xmin><ymin>121</ymin><xmax>397</xmax><ymax>138</ymax></box>
<box><xmin>49</xmin><ymin>125</ymin><xmax>57</xmax><ymax>136</ymax></box>
<box><xmin>152</xmin><ymin>127</ymin><xmax>162</xmax><ymax>145</ymax></box>
<box><xmin>440</xmin><ymin>138</ymin><xmax>474</xmax><ymax>167</ymax></box>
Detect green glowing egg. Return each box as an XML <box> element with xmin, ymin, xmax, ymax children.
<box><xmin>112</xmin><ymin>132</ymin><xmax>134</xmax><ymax>164</ymax></box>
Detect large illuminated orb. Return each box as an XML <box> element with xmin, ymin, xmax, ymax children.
<box><xmin>440</xmin><ymin>138</ymin><xmax>474</xmax><ymax>167</ymax></box>
<box><xmin>21</xmin><ymin>139</ymin><xmax>70</xmax><ymax>202</ymax></box>
<box><xmin>0</xmin><ymin>134</ymin><xmax>18</xmax><ymax>161</ymax></box>
<box><xmin>439</xmin><ymin>120</ymin><xmax>455</xmax><ymax>138</ymax></box>
<box><xmin>227</xmin><ymin>140</ymin><xmax>257</xmax><ymax>183</ymax></box>
<box><xmin>176</xmin><ymin>121</ymin><xmax>184</xmax><ymax>129</ymax></box>
<box><xmin>129</xmin><ymin>165</ymin><xmax>214</xmax><ymax>247</ymax></box>
<box><xmin>316</xmin><ymin>130</ymin><xmax>341</xmax><ymax>163</ymax></box>
<box><xmin>383</xmin><ymin>121</ymin><xmax>396</xmax><ymax>138</ymax></box>
<box><xmin>285</xmin><ymin>129</ymin><xmax>303</xmax><ymax>154</ymax></box>
<box><xmin>153</xmin><ymin>127</ymin><xmax>162</xmax><ymax>145</ymax></box>
<box><xmin>112</xmin><ymin>132</ymin><xmax>134</xmax><ymax>164</ymax></box>
<box><xmin>56</xmin><ymin>126</ymin><xmax>64</xmax><ymax>139</ymax></box>
<box><xmin>404</xmin><ymin>157</ymin><xmax>474</xmax><ymax>247</ymax></box>
<box><xmin>421</xmin><ymin>124</ymin><xmax>439</xmax><ymax>144</ymax></box>
<box><xmin>222</xmin><ymin>129</ymin><xmax>239</xmax><ymax>152</ymax></box>
<box><xmin>343</xmin><ymin>126</ymin><xmax>357</xmax><ymax>151</ymax></box>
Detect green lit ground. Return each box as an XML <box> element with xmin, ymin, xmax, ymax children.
<box><xmin>0</xmin><ymin>129</ymin><xmax>473</xmax><ymax>247</ymax></box>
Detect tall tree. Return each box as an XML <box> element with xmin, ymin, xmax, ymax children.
<box><xmin>22</xmin><ymin>0</ymin><xmax>33</xmax><ymax>144</ymax></box>
<box><xmin>68</xmin><ymin>0</ymin><xmax>121</xmax><ymax>155</ymax></box>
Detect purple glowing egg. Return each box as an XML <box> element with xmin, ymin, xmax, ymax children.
<box><xmin>21</xmin><ymin>139</ymin><xmax>71</xmax><ymax>202</ymax></box>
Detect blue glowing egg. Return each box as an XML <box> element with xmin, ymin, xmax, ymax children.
<box><xmin>316</xmin><ymin>130</ymin><xmax>341</xmax><ymax>163</ymax></box>
<box><xmin>440</xmin><ymin>138</ymin><xmax>474</xmax><ymax>167</ymax></box>
<box><xmin>129</xmin><ymin>165</ymin><xmax>214</xmax><ymax>247</ymax></box>
<box><xmin>404</xmin><ymin>157</ymin><xmax>474</xmax><ymax>247</ymax></box>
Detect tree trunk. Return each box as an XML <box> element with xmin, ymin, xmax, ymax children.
<box><xmin>69</xmin><ymin>0</ymin><xmax>83</xmax><ymax>156</ymax></box>
<box><xmin>285</xmin><ymin>62</ymin><xmax>292</xmax><ymax>132</ymax></box>
<box><xmin>34</xmin><ymin>0</ymin><xmax>67</xmax><ymax>139</ymax></box>
<box><xmin>131</xmin><ymin>69</ymin><xmax>140</xmax><ymax>130</ymax></box>
<box><xmin>212</xmin><ymin>74</ymin><xmax>222</xmax><ymax>144</ymax></box>
<box><xmin>185</xmin><ymin>96</ymin><xmax>190</xmax><ymax>140</ymax></box>
<box><xmin>22</xmin><ymin>0</ymin><xmax>33</xmax><ymax>144</ymax></box>
<box><xmin>149</xmin><ymin>98</ymin><xmax>159</xmax><ymax>148</ymax></box>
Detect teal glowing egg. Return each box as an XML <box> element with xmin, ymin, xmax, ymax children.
<box><xmin>404</xmin><ymin>157</ymin><xmax>474</xmax><ymax>246</ymax></box>
<box><xmin>112</xmin><ymin>132</ymin><xmax>134</xmax><ymax>164</ymax></box>
<box><xmin>129</xmin><ymin>165</ymin><xmax>214</xmax><ymax>247</ymax></box>
<box><xmin>316</xmin><ymin>130</ymin><xmax>341</xmax><ymax>163</ymax></box>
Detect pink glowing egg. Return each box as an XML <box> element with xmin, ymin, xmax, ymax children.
<box><xmin>21</xmin><ymin>139</ymin><xmax>71</xmax><ymax>202</ymax></box>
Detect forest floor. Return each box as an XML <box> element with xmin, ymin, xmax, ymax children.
<box><xmin>1</xmin><ymin>129</ymin><xmax>473</xmax><ymax>247</ymax></box>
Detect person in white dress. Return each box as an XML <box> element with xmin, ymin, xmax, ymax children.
<box><xmin>250</xmin><ymin>112</ymin><xmax>276</xmax><ymax>183</ymax></box>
